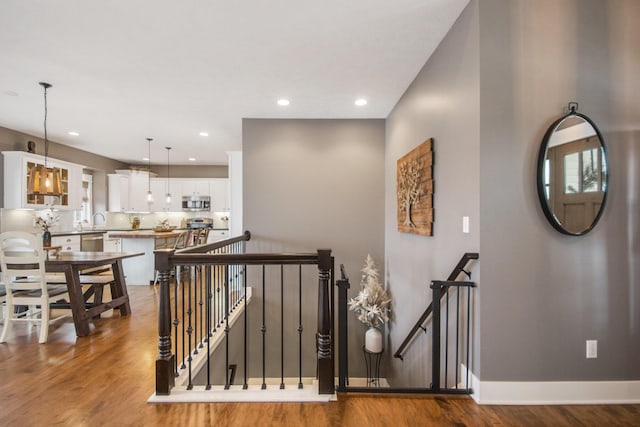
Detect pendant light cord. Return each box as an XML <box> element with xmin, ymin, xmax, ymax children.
<box><xmin>147</xmin><ymin>138</ymin><xmax>153</xmax><ymax>192</ymax></box>
<box><xmin>43</xmin><ymin>83</ymin><xmax>49</xmax><ymax>167</ymax></box>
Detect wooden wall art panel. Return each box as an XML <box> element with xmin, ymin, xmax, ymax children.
<box><xmin>397</xmin><ymin>138</ymin><xmax>434</xmax><ymax>236</ymax></box>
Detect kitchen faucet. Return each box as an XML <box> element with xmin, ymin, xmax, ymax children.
<box><xmin>92</xmin><ymin>212</ymin><xmax>106</xmax><ymax>230</ymax></box>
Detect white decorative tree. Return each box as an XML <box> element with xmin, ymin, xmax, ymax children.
<box><xmin>348</xmin><ymin>254</ymin><xmax>390</xmax><ymax>328</ymax></box>
<box><xmin>398</xmin><ymin>159</ymin><xmax>425</xmax><ymax>228</ymax></box>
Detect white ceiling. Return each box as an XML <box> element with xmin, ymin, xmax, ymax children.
<box><xmin>0</xmin><ymin>0</ymin><xmax>469</xmax><ymax>166</ymax></box>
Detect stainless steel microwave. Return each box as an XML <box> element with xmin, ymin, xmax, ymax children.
<box><xmin>182</xmin><ymin>195</ymin><xmax>210</xmax><ymax>211</ymax></box>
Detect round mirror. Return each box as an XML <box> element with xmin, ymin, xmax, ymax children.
<box><xmin>536</xmin><ymin>108</ymin><xmax>608</xmax><ymax>235</ymax></box>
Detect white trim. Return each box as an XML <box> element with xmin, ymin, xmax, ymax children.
<box><xmin>148</xmin><ymin>380</ymin><xmax>336</xmax><ymax>403</ymax></box>
<box><xmin>463</xmin><ymin>365</ymin><xmax>640</xmax><ymax>405</ymax></box>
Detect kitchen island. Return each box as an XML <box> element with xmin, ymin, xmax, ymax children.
<box><xmin>108</xmin><ymin>230</ymin><xmax>184</xmax><ymax>285</ymax></box>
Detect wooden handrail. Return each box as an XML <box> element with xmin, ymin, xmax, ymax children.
<box><xmin>177</xmin><ymin>230</ymin><xmax>251</xmax><ymax>254</ymax></box>
<box><xmin>393</xmin><ymin>252</ymin><xmax>479</xmax><ymax>360</ymax></box>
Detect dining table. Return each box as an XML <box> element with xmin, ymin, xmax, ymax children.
<box><xmin>45</xmin><ymin>251</ymin><xmax>144</xmax><ymax>337</ymax></box>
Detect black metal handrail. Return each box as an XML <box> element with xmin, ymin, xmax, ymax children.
<box><xmin>336</xmin><ymin>261</ymin><xmax>477</xmax><ymax>394</ymax></box>
<box><xmin>393</xmin><ymin>252</ymin><xmax>479</xmax><ymax>360</ymax></box>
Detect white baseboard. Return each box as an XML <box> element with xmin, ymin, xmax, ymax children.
<box><xmin>149</xmin><ymin>379</ymin><xmax>336</xmax><ymax>403</ymax></box>
<box><xmin>462</xmin><ymin>365</ymin><xmax>640</xmax><ymax>405</ymax></box>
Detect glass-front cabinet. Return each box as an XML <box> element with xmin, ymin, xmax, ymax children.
<box><xmin>2</xmin><ymin>151</ymin><xmax>84</xmax><ymax>210</ymax></box>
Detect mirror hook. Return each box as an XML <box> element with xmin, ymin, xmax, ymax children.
<box><xmin>567</xmin><ymin>102</ymin><xmax>579</xmax><ymax>114</ymax></box>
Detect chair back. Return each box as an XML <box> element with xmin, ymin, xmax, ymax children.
<box><xmin>186</xmin><ymin>228</ymin><xmax>210</xmax><ymax>246</ymax></box>
<box><xmin>0</xmin><ymin>231</ymin><xmax>46</xmax><ymax>293</ymax></box>
<box><xmin>174</xmin><ymin>231</ymin><xmax>188</xmax><ymax>250</ymax></box>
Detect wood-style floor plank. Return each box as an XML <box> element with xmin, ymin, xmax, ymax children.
<box><xmin>1</xmin><ymin>286</ymin><xmax>639</xmax><ymax>426</ymax></box>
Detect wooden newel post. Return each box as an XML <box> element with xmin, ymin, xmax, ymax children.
<box><xmin>155</xmin><ymin>249</ymin><xmax>175</xmax><ymax>395</ymax></box>
<box><xmin>317</xmin><ymin>249</ymin><xmax>334</xmax><ymax>394</ymax></box>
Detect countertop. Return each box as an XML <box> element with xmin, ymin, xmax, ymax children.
<box><xmin>52</xmin><ymin>228</ymin><xmax>228</xmax><ymax>237</ymax></box>
<box><xmin>107</xmin><ymin>230</ymin><xmax>184</xmax><ymax>239</ymax></box>
<box><xmin>52</xmin><ymin>230</ymin><xmax>108</xmax><ymax>237</ymax></box>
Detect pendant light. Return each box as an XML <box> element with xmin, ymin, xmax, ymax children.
<box><xmin>27</xmin><ymin>82</ymin><xmax>63</xmax><ymax>196</ymax></box>
<box><xmin>146</xmin><ymin>138</ymin><xmax>154</xmax><ymax>203</ymax></box>
<box><xmin>165</xmin><ymin>146</ymin><xmax>172</xmax><ymax>204</ymax></box>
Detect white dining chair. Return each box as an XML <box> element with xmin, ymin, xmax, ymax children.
<box><xmin>0</xmin><ymin>283</ymin><xmax>6</xmax><ymax>324</ymax></box>
<box><xmin>0</xmin><ymin>231</ymin><xmax>69</xmax><ymax>344</ymax></box>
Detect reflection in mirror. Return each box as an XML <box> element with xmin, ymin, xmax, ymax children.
<box><xmin>537</xmin><ymin>108</ymin><xmax>608</xmax><ymax>235</ymax></box>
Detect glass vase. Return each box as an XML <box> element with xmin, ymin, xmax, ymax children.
<box><xmin>43</xmin><ymin>230</ymin><xmax>52</xmax><ymax>248</ymax></box>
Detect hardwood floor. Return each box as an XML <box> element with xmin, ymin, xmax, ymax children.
<box><xmin>1</xmin><ymin>285</ymin><xmax>639</xmax><ymax>426</ymax></box>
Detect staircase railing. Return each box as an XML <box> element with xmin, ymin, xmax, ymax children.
<box><xmin>336</xmin><ymin>252</ymin><xmax>478</xmax><ymax>393</ymax></box>
<box><xmin>154</xmin><ymin>231</ymin><xmax>334</xmax><ymax>397</ymax></box>
<box><xmin>394</xmin><ymin>252</ymin><xmax>478</xmax><ymax>360</ymax></box>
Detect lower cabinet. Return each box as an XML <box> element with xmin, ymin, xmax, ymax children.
<box><xmin>208</xmin><ymin>229</ymin><xmax>228</xmax><ymax>243</ymax></box>
<box><xmin>51</xmin><ymin>235</ymin><xmax>81</xmax><ymax>252</ymax></box>
<box><xmin>104</xmin><ymin>236</ymin><xmax>122</xmax><ymax>252</ymax></box>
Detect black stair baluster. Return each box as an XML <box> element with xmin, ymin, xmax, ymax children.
<box><xmin>298</xmin><ymin>264</ymin><xmax>303</xmax><ymax>389</ymax></box>
<box><xmin>280</xmin><ymin>264</ymin><xmax>285</xmax><ymax>390</ymax></box>
<box><xmin>261</xmin><ymin>264</ymin><xmax>267</xmax><ymax>390</ymax></box>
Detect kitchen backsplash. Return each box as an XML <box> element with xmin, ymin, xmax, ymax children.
<box><xmin>0</xmin><ymin>208</ymin><xmax>230</xmax><ymax>233</ymax></box>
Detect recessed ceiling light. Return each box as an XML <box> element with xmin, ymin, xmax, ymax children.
<box><xmin>188</xmin><ymin>157</ymin><xmax>196</xmax><ymax>162</ymax></box>
<box><xmin>142</xmin><ymin>157</ymin><xmax>149</xmax><ymax>161</ymax></box>
<box><xmin>68</xmin><ymin>131</ymin><xmax>80</xmax><ymax>136</ymax></box>
<box><xmin>355</xmin><ymin>99</ymin><xmax>368</xmax><ymax>107</ymax></box>
<box><xmin>199</xmin><ymin>132</ymin><xmax>209</xmax><ymax>137</ymax></box>
<box><xmin>277</xmin><ymin>99</ymin><xmax>290</xmax><ymax>106</ymax></box>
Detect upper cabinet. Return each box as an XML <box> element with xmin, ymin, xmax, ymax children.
<box><xmin>181</xmin><ymin>180</ymin><xmax>210</xmax><ymax>197</ymax></box>
<box><xmin>108</xmin><ymin>173</ymin><xmax>229</xmax><ymax>213</ymax></box>
<box><xmin>2</xmin><ymin>151</ymin><xmax>84</xmax><ymax>210</ymax></box>
<box><xmin>148</xmin><ymin>178</ymin><xmax>182</xmax><ymax>212</ymax></box>
<box><xmin>108</xmin><ymin>170</ymin><xmax>152</xmax><ymax>212</ymax></box>
<box><xmin>209</xmin><ymin>179</ymin><xmax>229</xmax><ymax>212</ymax></box>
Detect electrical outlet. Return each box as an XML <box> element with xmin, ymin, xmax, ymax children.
<box><xmin>586</xmin><ymin>340</ymin><xmax>598</xmax><ymax>359</ymax></box>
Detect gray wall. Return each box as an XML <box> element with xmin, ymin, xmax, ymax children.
<box><xmin>243</xmin><ymin>118</ymin><xmax>385</xmax><ymax>376</ymax></box>
<box><xmin>385</xmin><ymin>1</ymin><xmax>480</xmax><ymax>387</ymax></box>
<box><xmin>0</xmin><ymin>126</ymin><xmax>128</xmax><ymax>172</ymax></box>
<box><xmin>147</xmin><ymin>164</ymin><xmax>227</xmax><ymax>179</ymax></box>
<box><xmin>478</xmin><ymin>0</ymin><xmax>639</xmax><ymax>381</ymax></box>
<box><xmin>386</xmin><ymin>0</ymin><xmax>639</xmax><ymax>386</ymax></box>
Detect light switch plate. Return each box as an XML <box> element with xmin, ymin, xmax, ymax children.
<box><xmin>462</xmin><ymin>216</ymin><xmax>470</xmax><ymax>233</ymax></box>
<box><xmin>586</xmin><ymin>340</ymin><xmax>598</xmax><ymax>358</ymax></box>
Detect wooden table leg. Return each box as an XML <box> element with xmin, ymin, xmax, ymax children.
<box><xmin>63</xmin><ymin>265</ymin><xmax>90</xmax><ymax>337</ymax></box>
<box><xmin>111</xmin><ymin>259</ymin><xmax>132</xmax><ymax>316</ymax></box>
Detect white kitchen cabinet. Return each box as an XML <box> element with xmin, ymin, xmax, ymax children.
<box><xmin>2</xmin><ymin>151</ymin><xmax>84</xmax><ymax>210</ymax></box>
<box><xmin>103</xmin><ymin>235</ymin><xmax>122</xmax><ymax>252</ymax></box>
<box><xmin>128</xmin><ymin>171</ymin><xmax>150</xmax><ymax>212</ymax></box>
<box><xmin>149</xmin><ymin>178</ymin><xmax>182</xmax><ymax>212</ymax></box>
<box><xmin>209</xmin><ymin>179</ymin><xmax>229</xmax><ymax>211</ymax></box>
<box><xmin>181</xmin><ymin>180</ymin><xmax>210</xmax><ymax>197</ymax></box>
<box><xmin>108</xmin><ymin>174</ymin><xmax>129</xmax><ymax>212</ymax></box>
<box><xmin>51</xmin><ymin>235</ymin><xmax>81</xmax><ymax>252</ymax></box>
<box><xmin>148</xmin><ymin>179</ymin><xmax>169</xmax><ymax>212</ymax></box>
<box><xmin>147</xmin><ymin>178</ymin><xmax>228</xmax><ymax>213</ymax></box>
<box><xmin>166</xmin><ymin>179</ymin><xmax>183</xmax><ymax>212</ymax></box>
<box><xmin>207</xmin><ymin>229</ymin><xmax>229</xmax><ymax>243</ymax></box>
<box><xmin>108</xmin><ymin>170</ymin><xmax>153</xmax><ymax>212</ymax></box>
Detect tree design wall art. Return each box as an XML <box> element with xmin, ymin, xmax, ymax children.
<box><xmin>397</xmin><ymin>138</ymin><xmax>434</xmax><ymax>236</ymax></box>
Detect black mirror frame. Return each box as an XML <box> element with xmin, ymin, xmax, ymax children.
<box><xmin>536</xmin><ymin>110</ymin><xmax>609</xmax><ymax>236</ymax></box>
